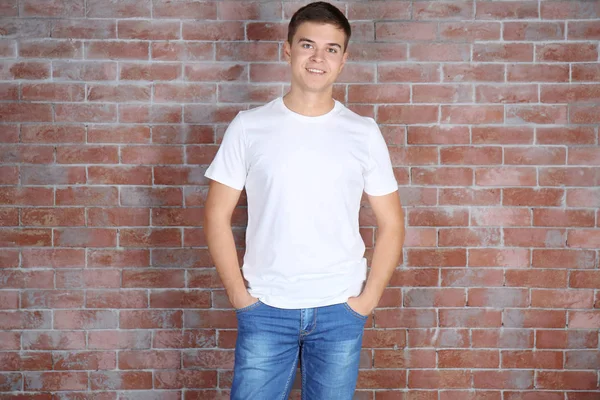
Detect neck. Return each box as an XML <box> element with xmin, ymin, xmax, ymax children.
<box><xmin>283</xmin><ymin>89</ymin><xmax>335</xmax><ymax>117</ymax></box>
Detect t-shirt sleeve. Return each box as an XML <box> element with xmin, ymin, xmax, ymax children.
<box><xmin>364</xmin><ymin>119</ymin><xmax>398</xmax><ymax>196</ymax></box>
<box><xmin>204</xmin><ymin>113</ymin><xmax>247</xmax><ymax>191</ymax></box>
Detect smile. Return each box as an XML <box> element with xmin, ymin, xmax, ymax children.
<box><xmin>306</xmin><ymin>68</ymin><xmax>326</xmax><ymax>74</ymax></box>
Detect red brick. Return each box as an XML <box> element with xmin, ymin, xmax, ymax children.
<box><xmin>22</xmin><ymin>248</ymin><xmax>84</xmax><ymax>268</ymax></box>
<box><xmin>508</xmin><ymin>64</ymin><xmax>569</xmax><ymax>82</ymax></box>
<box><xmin>120</xmin><ymin>228</ymin><xmax>182</xmax><ymax>248</ymax></box>
<box><xmin>536</xmin><ymin>371</ymin><xmax>597</xmax><ymax>390</ymax></box>
<box><xmin>476</xmin><ymin>84</ymin><xmax>538</xmax><ymax>103</ymax></box>
<box><xmin>218</xmin><ymin>84</ymin><xmax>284</xmax><ymax>103</ymax></box>
<box><xmin>53</xmin><ymin>61</ymin><xmax>117</xmax><ymax>81</ymax></box>
<box><xmin>0</xmin><ymin>332</ymin><xmax>20</xmax><ymax>350</ymax></box>
<box><xmin>88</xmin><ymin>166</ymin><xmax>152</xmax><ymax>186</ymax></box>
<box><xmin>86</xmin><ymin>290</ymin><xmax>148</xmax><ymax>309</ymax></box>
<box><xmin>531</xmin><ymin>289</ymin><xmax>594</xmax><ymax>309</ymax></box>
<box><xmin>0</xmin><ymin>208</ymin><xmax>18</xmax><ymax>226</ymax></box>
<box><xmin>473</xmin><ymin>371</ymin><xmax>534</xmax><ymax>389</ymax></box>
<box><xmin>87</xmin><ymin>126</ymin><xmax>149</xmax><ymax>144</ymax></box>
<box><xmin>22</xmin><ymin>331</ymin><xmax>84</xmax><ymax>351</ymax></box>
<box><xmin>376</xmin><ymin>22</ymin><xmax>437</xmax><ymax>41</ymax></box>
<box><xmin>120</xmin><ymin>187</ymin><xmax>182</xmax><ymax>207</ymax></box>
<box><xmin>122</xmin><ymin>269</ymin><xmax>185</xmax><ymax>288</ymax></box>
<box><xmin>408</xmin><ymin>370</ymin><xmax>470</xmax><ymax>389</ymax></box>
<box><xmin>442</xmin><ymin>105</ymin><xmax>504</xmax><ymax>124</ymax></box>
<box><xmin>378</xmin><ymin>105</ymin><xmax>438</xmax><ymax>124</ymax></box>
<box><xmin>570</xmin><ymin>271</ymin><xmax>600</xmax><ymax>289</ymax></box>
<box><xmin>468</xmin><ymin>288</ymin><xmax>529</xmax><ymax>307</ymax></box>
<box><xmin>90</xmin><ymin>371</ymin><xmax>152</xmax><ymax>390</ymax></box>
<box><xmin>506</xmin><ymin>269</ymin><xmax>567</xmax><ymax>288</ymax></box>
<box><xmin>439</xmin><ymin>228</ymin><xmax>501</xmax><ymax>247</ymax></box>
<box><xmin>413</xmin><ymin>1</ymin><xmax>473</xmax><ymax>20</ymax></box>
<box><xmin>119</xmin><ymin>350</ymin><xmax>180</xmax><ymax>370</ymax></box>
<box><xmin>0</xmin><ymin>291</ymin><xmax>18</xmax><ymax>309</ymax></box>
<box><xmin>86</xmin><ymin>41</ymin><xmax>149</xmax><ymax>60</ymax></box>
<box><xmin>88</xmin><ymin>331</ymin><xmax>151</xmax><ymax>350</ymax></box>
<box><xmin>54</xmin><ymin>228</ymin><xmax>116</xmax><ymax>247</ymax></box>
<box><xmin>182</xmin><ymin>21</ymin><xmax>244</xmax><ymax>41</ymax></box>
<box><xmin>21</xmin><ymin>125</ymin><xmax>85</xmax><ymax>143</ymax></box>
<box><xmin>379</xmin><ymin>64</ymin><xmax>440</xmax><ymax>83</ymax></box>
<box><xmin>440</xmin><ymin>392</ymin><xmax>501</xmax><ymax>400</ymax></box>
<box><xmin>414</xmin><ymin>84</ymin><xmax>472</xmax><ymax>103</ymax></box>
<box><xmin>390</xmin><ymin>268</ymin><xmax>439</xmax><ymax>287</ymax></box>
<box><xmin>0</xmin><ymin>83</ymin><xmax>18</xmax><ymax>101</ymax></box>
<box><xmin>537</xmin><ymin>330</ymin><xmax>598</xmax><ymax>349</ymax></box>
<box><xmin>21</xmin><ymin>290</ymin><xmax>84</xmax><ymax>309</ymax></box>
<box><xmin>474</xmin><ymin>44</ymin><xmax>533</xmax><ymax>62</ymax></box>
<box><xmin>19</xmin><ymin>40</ymin><xmax>82</xmax><ymax>59</ymax></box>
<box><xmin>119</xmin><ymin>104</ymin><xmax>182</xmax><ymax>124</ymax></box>
<box><xmin>220</xmin><ymin>1</ymin><xmax>281</xmax><ymax>20</ymax></box>
<box><xmin>444</xmin><ymin>64</ymin><xmax>504</xmax><ymax>82</ymax></box>
<box><xmin>410</xmin><ymin>43</ymin><xmax>470</xmax><ymax>62</ymax></box>
<box><xmin>502</xmin><ymin>188</ymin><xmax>564</xmax><ymax>207</ymax></box>
<box><xmin>216</xmin><ymin>42</ymin><xmax>278</xmax><ymax>62</ymax></box>
<box><xmin>439</xmin><ymin>309</ymin><xmax>502</xmax><ymax>327</ymax></box>
<box><xmin>504</xmin><ymin>309</ymin><xmax>566</xmax><ymax>328</ymax></box>
<box><xmin>406</xmin><ymin>249</ymin><xmax>466</xmax><ymax>267</ymax></box>
<box><xmin>408</xmin><ymin>208</ymin><xmax>468</xmax><ymax>227</ymax></box>
<box><xmin>438</xmin><ymin>349</ymin><xmax>499</xmax><ymax>368</ymax></box>
<box><xmin>0</xmin><ymin>270</ymin><xmax>53</xmax><ymax>289</ymax></box>
<box><xmin>476</xmin><ymin>167</ymin><xmax>536</xmax><ymax>186</ymax></box>
<box><xmin>51</xmin><ymin>19</ymin><xmax>115</xmax><ymax>39</ymax></box>
<box><xmin>54</xmin><ymin>310</ymin><xmax>118</xmax><ymax>329</ymax></box>
<box><xmin>86</xmin><ymin>0</ymin><xmax>150</xmax><ymax>17</ymax></box>
<box><xmin>358</xmin><ymin>370</ymin><xmax>406</xmax><ymax>389</ymax></box>
<box><xmin>53</xmin><ymin>351</ymin><xmax>116</xmax><ymax>370</ymax></box>
<box><xmin>472</xmin><ymin>329</ymin><xmax>533</xmax><ymax>349</ymax></box>
<box><xmin>152</xmin><ymin>42</ymin><xmax>213</xmax><ymax>61</ymax></box>
<box><xmin>507</xmin><ymin>105</ymin><xmax>567</xmax><ymax>124</ymax></box>
<box><xmin>540</xmin><ymin>167</ymin><xmax>600</xmax><ymax>187</ymax></box>
<box><xmin>534</xmin><ymin>209</ymin><xmax>594</xmax><ymax>227</ymax></box>
<box><xmin>120</xmin><ymin>310</ymin><xmax>183</xmax><ymax>329</ymax></box>
<box><xmin>152</xmin><ymin>249</ymin><xmax>213</xmax><ymax>269</ymax></box>
<box><xmin>572</xmin><ymin>64</ymin><xmax>600</xmax><ymax>82</ymax></box>
<box><xmin>0</xmin><ymin>103</ymin><xmax>52</xmax><ymax>122</ymax></box>
<box><xmin>56</xmin><ymin>269</ymin><xmax>120</xmax><ymax>289</ymax></box>
<box><xmin>188</xmin><ymin>63</ymin><xmax>247</xmax><ymax>82</ymax></box>
<box><xmin>476</xmin><ymin>1</ymin><xmax>538</xmax><ymax>19</ymax></box>
<box><xmin>24</xmin><ymin>371</ymin><xmax>87</xmax><ymax>391</ymax></box>
<box><xmin>469</xmin><ymin>248</ymin><xmax>530</xmax><ymax>268</ymax></box>
<box><xmin>118</xmin><ymin>20</ymin><xmax>179</xmax><ymax>40</ymax></box>
<box><xmin>154</xmin><ymin>166</ymin><xmax>209</xmax><ymax>186</ymax></box>
<box><xmin>439</xmin><ymin>188</ymin><xmax>500</xmax><ymax>206</ymax></box>
<box><xmin>506</xmin><ymin>147</ymin><xmax>566</xmax><ymax>165</ymax></box>
<box><xmin>153</xmin><ymin>330</ymin><xmax>216</xmax><ymax>349</ymax></box>
<box><xmin>570</xmin><ymin>104</ymin><xmax>600</xmax><ymax>124</ymax></box>
<box><xmin>348</xmin><ymin>1</ymin><xmax>410</xmax><ymax>19</ymax></box>
<box><xmin>0</xmin><ymin>125</ymin><xmax>19</xmax><ymax>143</ymax></box>
<box><xmin>408</xmin><ymin>328</ymin><xmax>469</xmax><ymax>349</ymax></box>
<box><xmin>407</xmin><ymin>126</ymin><xmax>468</xmax><ymax>145</ymax></box>
<box><xmin>565</xmin><ymin>350</ymin><xmax>600</xmax><ymax>369</ymax></box>
<box><xmin>246</xmin><ymin>21</ymin><xmax>287</xmax><ymax>41</ymax></box>
<box><xmin>0</xmin><ymin>228</ymin><xmax>52</xmax><ymax>247</ymax></box>
<box><xmin>471</xmin><ymin>126</ymin><xmax>533</xmax><ymax>145</ymax></box>
<box><xmin>350</xmin><ymin>43</ymin><xmax>407</xmax><ymax>62</ymax></box>
<box><xmin>150</xmin><ymin>290</ymin><xmax>211</xmax><ymax>308</ymax></box>
<box><xmin>541</xmin><ymin>1</ymin><xmax>600</xmax><ymax>19</ymax></box>
<box><xmin>569</xmin><ymin>148</ymin><xmax>600</xmax><ymax>166</ymax></box>
<box><xmin>183</xmin><ymin>350</ymin><xmax>235</xmax><ymax>369</ymax></box>
<box><xmin>154</xmin><ymin>370</ymin><xmax>217</xmax><ymax>389</ymax></box>
<box><xmin>533</xmin><ymin>249</ymin><xmax>596</xmax><ymax>269</ymax></box>
<box><xmin>375</xmin><ymin>308</ymin><xmax>436</xmax><ymax>328</ymax></box>
<box><xmin>55</xmin><ymin>104</ymin><xmax>117</xmax><ymax>123</ymax></box>
<box><xmin>0</xmin><ymin>144</ymin><xmax>54</xmax><ymax>164</ymax></box>
<box><xmin>439</xmin><ymin>22</ymin><xmax>501</xmax><ymax>41</ymax></box>
<box><xmin>569</xmin><ymin>311</ymin><xmax>600</xmax><ymax>329</ymax></box>
<box><xmin>56</xmin><ymin>187</ymin><xmax>118</xmax><ymax>206</ymax></box>
<box><xmin>184</xmin><ymin>104</ymin><xmax>244</xmax><ymax>124</ymax></box>
<box><xmin>404</xmin><ymin>288</ymin><xmax>465</xmax><ymax>308</ymax></box>
<box><xmin>87</xmin><ymin>84</ymin><xmax>151</xmax><ymax>102</ymax></box>
<box><xmin>471</xmin><ymin>208</ymin><xmax>531</xmax><ymax>227</ymax></box>
<box><xmin>21</xmin><ymin>83</ymin><xmax>85</xmax><ymax>102</ymax></box>
<box><xmin>542</xmin><ymin>84</ymin><xmax>600</xmax><ymax>103</ymax></box>
<box><xmin>184</xmin><ymin>310</ymin><xmax>237</xmax><ymax>329</ymax></box>
<box><xmin>537</xmin><ymin>43</ymin><xmax>598</xmax><ymax>62</ymax></box>
<box><xmin>506</xmin><ymin>22</ymin><xmax>564</xmax><ymax>41</ymax></box>
<box><xmin>374</xmin><ymin>349</ymin><xmax>435</xmax><ymax>368</ymax></box>
<box><xmin>413</xmin><ymin>167</ymin><xmax>473</xmax><ymax>186</ymax></box>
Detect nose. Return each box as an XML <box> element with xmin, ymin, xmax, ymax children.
<box><xmin>310</xmin><ymin>47</ymin><xmax>325</xmax><ymax>62</ymax></box>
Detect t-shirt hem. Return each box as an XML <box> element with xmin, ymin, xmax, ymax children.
<box><xmin>204</xmin><ymin>172</ymin><xmax>244</xmax><ymax>191</ymax></box>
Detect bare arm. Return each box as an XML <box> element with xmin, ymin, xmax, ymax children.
<box><xmin>348</xmin><ymin>191</ymin><xmax>405</xmax><ymax>314</ymax></box>
<box><xmin>204</xmin><ymin>180</ymin><xmax>257</xmax><ymax>309</ymax></box>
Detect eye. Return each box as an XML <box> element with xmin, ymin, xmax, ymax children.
<box><xmin>327</xmin><ymin>48</ymin><xmax>338</xmax><ymax>54</ymax></box>
<box><xmin>301</xmin><ymin>43</ymin><xmax>313</xmax><ymax>49</ymax></box>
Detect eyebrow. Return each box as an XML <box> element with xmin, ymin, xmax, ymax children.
<box><xmin>297</xmin><ymin>37</ymin><xmax>342</xmax><ymax>50</ymax></box>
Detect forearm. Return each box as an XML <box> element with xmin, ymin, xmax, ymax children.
<box><xmin>362</xmin><ymin>225</ymin><xmax>405</xmax><ymax>306</ymax></box>
<box><xmin>205</xmin><ymin>218</ymin><xmax>248</xmax><ymax>301</ymax></box>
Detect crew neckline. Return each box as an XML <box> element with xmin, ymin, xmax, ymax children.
<box><xmin>278</xmin><ymin>97</ymin><xmax>342</xmax><ymax>122</ymax></box>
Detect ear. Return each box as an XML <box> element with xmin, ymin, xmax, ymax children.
<box><xmin>283</xmin><ymin>41</ymin><xmax>292</xmax><ymax>63</ymax></box>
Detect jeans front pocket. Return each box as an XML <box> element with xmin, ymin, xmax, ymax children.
<box><xmin>235</xmin><ymin>300</ymin><xmax>263</xmax><ymax>314</ymax></box>
<box><xmin>343</xmin><ymin>302</ymin><xmax>369</xmax><ymax>321</ymax></box>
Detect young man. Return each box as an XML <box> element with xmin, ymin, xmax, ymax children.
<box><xmin>204</xmin><ymin>2</ymin><xmax>405</xmax><ymax>398</ymax></box>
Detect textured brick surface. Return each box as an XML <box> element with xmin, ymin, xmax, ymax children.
<box><xmin>0</xmin><ymin>0</ymin><xmax>599</xmax><ymax>397</ymax></box>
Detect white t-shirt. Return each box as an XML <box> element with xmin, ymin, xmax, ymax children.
<box><xmin>205</xmin><ymin>97</ymin><xmax>398</xmax><ymax>309</ymax></box>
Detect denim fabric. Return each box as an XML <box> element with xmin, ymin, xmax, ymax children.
<box><xmin>231</xmin><ymin>301</ymin><xmax>367</xmax><ymax>400</ymax></box>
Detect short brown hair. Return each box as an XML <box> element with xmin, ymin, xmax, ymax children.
<box><xmin>287</xmin><ymin>2</ymin><xmax>352</xmax><ymax>52</ymax></box>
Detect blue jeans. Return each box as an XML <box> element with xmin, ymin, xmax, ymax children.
<box><xmin>231</xmin><ymin>300</ymin><xmax>367</xmax><ymax>400</ymax></box>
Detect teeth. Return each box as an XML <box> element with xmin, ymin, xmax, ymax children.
<box><xmin>307</xmin><ymin>68</ymin><xmax>325</xmax><ymax>74</ymax></box>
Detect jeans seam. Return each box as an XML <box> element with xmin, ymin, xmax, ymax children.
<box><xmin>281</xmin><ymin>349</ymin><xmax>299</xmax><ymax>400</ymax></box>
<box><xmin>235</xmin><ymin>300</ymin><xmax>262</xmax><ymax>314</ymax></box>
<box><xmin>301</xmin><ymin>345</ymin><xmax>306</xmax><ymax>400</ymax></box>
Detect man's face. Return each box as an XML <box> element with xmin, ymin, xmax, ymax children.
<box><xmin>284</xmin><ymin>22</ymin><xmax>348</xmax><ymax>95</ymax></box>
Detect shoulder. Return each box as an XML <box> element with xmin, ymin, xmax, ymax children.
<box><xmin>336</xmin><ymin>102</ymin><xmax>380</xmax><ymax>134</ymax></box>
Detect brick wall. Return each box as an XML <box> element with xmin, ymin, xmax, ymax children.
<box><xmin>1</xmin><ymin>0</ymin><xmax>599</xmax><ymax>398</ymax></box>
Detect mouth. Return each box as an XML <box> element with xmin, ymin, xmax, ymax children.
<box><xmin>306</xmin><ymin>68</ymin><xmax>326</xmax><ymax>75</ymax></box>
